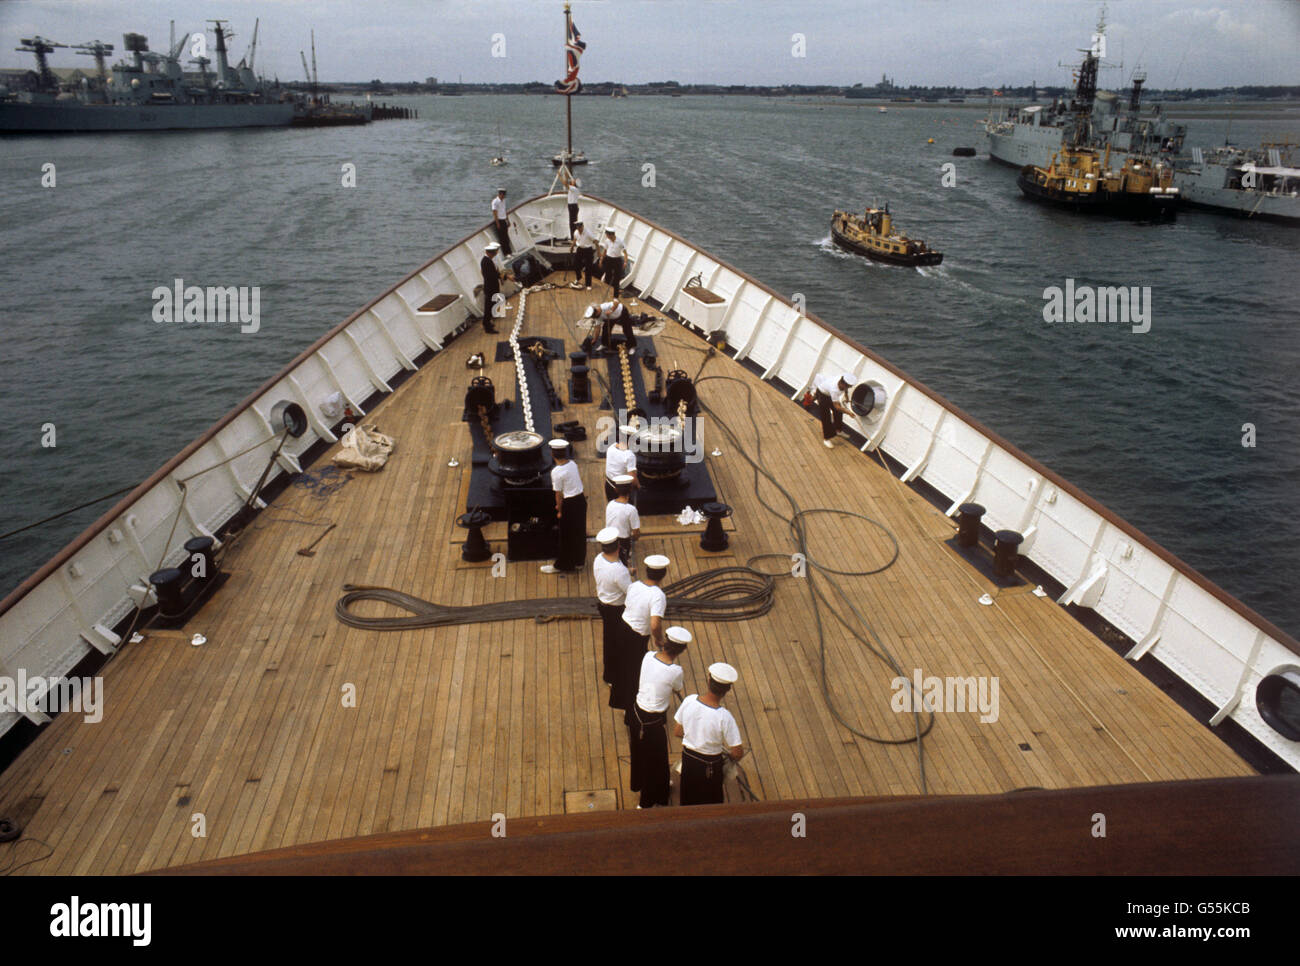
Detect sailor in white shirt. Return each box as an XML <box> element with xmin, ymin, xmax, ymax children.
<box><xmin>673</xmin><ymin>662</ymin><xmax>744</xmax><ymax>806</ymax></box>
<box><xmin>583</xmin><ymin>300</ymin><xmax>637</xmax><ymax>356</ymax></box>
<box><xmin>593</xmin><ymin>527</ymin><xmax>631</xmax><ymax>688</ymax></box>
<box><xmin>614</xmin><ymin>553</ymin><xmax>669</xmax><ymax>718</ymax></box>
<box><xmin>629</xmin><ymin>626</ymin><xmax>688</xmax><ymax>808</ymax></box>
<box><xmin>565</xmin><ymin>174</ymin><xmax>582</xmax><ymax>236</ymax></box>
<box><xmin>811</xmin><ymin>371</ymin><xmax>854</xmax><ymax>448</ymax></box>
<box><xmin>540</xmin><ymin>439</ymin><xmax>586</xmax><ymax>574</ymax></box>
<box><xmin>603</xmin><ymin>426</ymin><xmax>638</xmax><ymax>500</ymax></box>
<box><xmin>604</xmin><ymin>474</ymin><xmax>641</xmax><ymax>568</ymax></box>
<box><xmin>599</xmin><ymin>229</ymin><xmax>628</xmax><ymax>297</ymax></box>
<box><xmin>491</xmin><ymin>188</ymin><xmax>513</xmax><ymax>256</ymax></box>
<box><xmin>570</xmin><ymin>220</ymin><xmax>597</xmax><ymax>289</ymax></box>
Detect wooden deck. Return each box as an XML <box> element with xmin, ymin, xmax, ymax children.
<box><xmin>0</xmin><ymin>272</ymin><xmax>1253</xmax><ymax>874</ymax></box>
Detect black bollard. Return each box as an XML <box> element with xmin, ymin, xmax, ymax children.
<box><xmin>957</xmin><ymin>503</ymin><xmax>985</xmax><ymax>549</ymax></box>
<box><xmin>700</xmin><ymin>502</ymin><xmax>733</xmax><ymax>552</ymax></box>
<box><xmin>457</xmin><ymin>510</ymin><xmax>494</xmax><ymax>562</ymax></box>
<box><xmin>183</xmin><ymin>535</ymin><xmax>215</xmax><ymax>586</ymax></box>
<box><xmin>993</xmin><ymin>529</ymin><xmax>1024</xmax><ymax>579</ymax></box>
<box><xmin>150</xmin><ymin>567</ymin><xmax>186</xmax><ymax>618</ymax></box>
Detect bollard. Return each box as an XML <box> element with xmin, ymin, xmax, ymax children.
<box><xmin>957</xmin><ymin>503</ymin><xmax>985</xmax><ymax>549</ymax></box>
<box><xmin>457</xmin><ymin>510</ymin><xmax>494</xmax><ymax>562</ymax></box>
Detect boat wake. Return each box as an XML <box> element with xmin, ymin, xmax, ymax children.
<box><xmin>814</xmin><ymin>234</ymin><xmax>883</xmax><ymax>265</ymax></box>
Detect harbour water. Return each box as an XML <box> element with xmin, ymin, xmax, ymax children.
<box><xmin>1</xmin><ymin>94</ymin><xmax>1297</xmax><ymax>635</ymax></box>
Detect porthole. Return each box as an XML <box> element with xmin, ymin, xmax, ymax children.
<box><xmin>1256</xmin><ymin>666</ymin><xmax>1300</xmax><ymax>741</ymax></box>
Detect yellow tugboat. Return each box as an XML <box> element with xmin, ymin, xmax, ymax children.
<box><xmin>830</xmin><ymin>204</ymin><xmax>943</xmax><ymax>266</ymax></box>
<box><xmin>1017</xmin><ymin>144</ymin><xmax>1179</xmax><ymax>219</ymax></box>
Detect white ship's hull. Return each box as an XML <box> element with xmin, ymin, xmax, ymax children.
<box><xmin>1</xmin><ymin>193</ymin><xmax>1296</xmax><ymax>769</ymax></box>
<box><xmin>0</xmin><ymin>100</ymin><xmax>295</xmax><ymax>133</ymax></box>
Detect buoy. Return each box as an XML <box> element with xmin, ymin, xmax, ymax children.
<box><xmin>927</xmin><ymin>138</ymin><xmax>935</xmax><ymax>144</ymax></box>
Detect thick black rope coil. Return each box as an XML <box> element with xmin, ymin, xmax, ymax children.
<box><xmin>335</xmin><ymin>566</ymin><xmax>774</xmax><ymax>632</ymax></box>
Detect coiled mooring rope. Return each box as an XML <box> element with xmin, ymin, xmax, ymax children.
<box><xmin>335</xmin><ymin>565</ymin><xmax>774</xmax><ymax>632</ymax></box>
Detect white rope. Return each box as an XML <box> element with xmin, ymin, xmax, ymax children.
<box><xmin>510</xmin><ymin>286</ymin><xmax>532</xmax><ymax>432</ymax></box>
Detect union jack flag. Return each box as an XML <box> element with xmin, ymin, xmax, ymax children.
<box><xmin>554</xmin><ymin>17</ymin><xmax>586</xmax><ymax>94</ymax></box>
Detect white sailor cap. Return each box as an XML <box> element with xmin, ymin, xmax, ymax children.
<box><xmin>618</xmin><ymin>424</ymin><xmax>636</xmax><ymax>437</ymax></box>
<box><xmin>612</xmin><ymin>474</ymin><xmax>635</xmax><ymax>485</ymax></box>
<box><xmin>644</xmin><ymin>554</ymin><xmax>670</xmax><ymax>569</ymax></box>
<box><xmin>839</xmin><ymin>372</ymin><xmax>855</xmax><ymax>386</ymax></box>
<box><xmin>666</xmin><ymin>626</ymin><xmax>691</xmax><ymax>645</ymax></box>
<box><xmin>708</xmin><ymin>662</ymin><xmax>738</xmax><ymax>685</ymax></box>
<box><xmin>584</xmin><ymin>304</ymin><xmax>599</xmax><ymax>318</ymax></box>
<box><xmin>485</xmin><ymin>241</ymin><xmax>500</xmax><ymax>252</ymax></box>
<box><xmin>497</xmin><ymin>187</ymin><xmax>507</xmax><ymax>193</ymax></box>
<box><xmin>548</xmin><ymin>438</ymin><xmax>570</xmax><ymax>451</ymax></box>
<box><xmin>604</xmin><ymin>227</ymin><xmax>616</xmax><ymax>234</ymax></box>
<box><xmin>596</xmin><ymin>526</ymin><xmax>620</xmax><ymax>544</ymax></box>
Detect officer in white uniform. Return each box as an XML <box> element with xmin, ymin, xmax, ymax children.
<box><xmin>491</xmin><ymin>188</ymin><xmax>513</xmax><ymax>256</ymax></box>
<box><xmin>604</xmin><ymin>474</ymin><xmax>640</xmax><ymax>568</ymax></box>
<box><xmin>812</xmin><ymin>371</ymin><xmax>854</xmax><ymax>448</ymax></box>
<box><xmin>593</xmin><ymin>526</ymin><xmax>631</xmax><ymax>686</ymax></box>
<box><xmin>629</xmin><ymin>625</ymin><xmax>688</xmax><ymax>808</ymax></box>
<box><xmin>614</xmin><ymin>553</ymin><xmax>669</xmax><ymax>717</ymax></box>
<box><xmin>541</xmin><ymin>438</ymin><xmax>586</xmax><ymax>574</ymax></box>
<box><xmin>565</xmin><ymin>174</ymin><xmax>582</xmax><ymax>236</ymax></box>
<box><xmin>603</xmin><ymin>424</ymin><xmax>638</xmax><ymax>500</ymax></box>
<box><xmin>674</xmin><ymin>662</ymin><xmax>743</xmax><ymax>806</ymax></box>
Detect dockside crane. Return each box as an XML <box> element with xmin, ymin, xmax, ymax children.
<box><xmin>17</xmin><ymin>36</ymin><xmax>68</xmax><ymax>92</ymax></box>
<box><xmin>72</xmin><ymin>40</ymin><xmax>114</xmax><ymax>86</ymax></box>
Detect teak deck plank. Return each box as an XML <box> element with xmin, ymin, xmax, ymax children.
<box><xmin>0</xmin><ymin>270</ymin><xmax>1255</xmax><ymax>873</ymax></box>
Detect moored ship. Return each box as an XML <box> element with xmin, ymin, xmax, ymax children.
<box><xmin>984</xmin><ymin>14</ymin><xmax>1185</xmax><ymax>170</ymax></box>
<box><xmin>830</xmin><ymin>205</ymin><xmax>943</xmax><ymax>266</ymax></box>
<box><xmin>1174</xmin><ymin>142</ymin><xmax>1300</xmax><ymax>223</ymax></box>
<box><xmin>0</xmin><ymin>21</ymin><xmax>293</xmax><ymax>134</ymax></box>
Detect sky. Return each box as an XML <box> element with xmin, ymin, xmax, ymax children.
<box><xmin>1</xmin><ymin>0</ymin><xmax>1295</xmax><ymax>88</ymax></box>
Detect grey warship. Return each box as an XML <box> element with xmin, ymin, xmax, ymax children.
<box><xmin>0</xmin><ymin>21</ymin><xmax>293</xmax><ymax>134</ymax></box>
<box><xmin>1174</xmin><ymin>142</ymin><xmax>1300</xmax><ymax>223</ymax></box>
<box><xmin>984</xmin><ymin>13</ymin><xmax>1185</xmax><ymax>170</ymax></box>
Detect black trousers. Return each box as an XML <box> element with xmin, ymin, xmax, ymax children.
<box><xmin>815</xmin><ymin>390</ymin><xmax>843</xmax><ymax>440</ymax></box>
<box><xmin>629</xmin><ymin>705</ymin><xmax>670</xmax><ymax>807</ymax></box>
<box><xmin>574</xmin><ymin>247</ymin><xmax>595</xmax><ymax>285</ymax></box>
<box><xmin>599</xmin><ymin>313</ymin><xmax>637</xmax><ymax>351</ymax></box>
<box><xmin>556</xmin><ymin>494</ymin><xmax>587</xmax><ymax>571</ymax></box>
<box><xmin>494</xmin><ymin>219</ymin><xmax>513</xmax><ymax>256</ymax></box>
<box><xmin>610</xmin><ymin>625</ymin><xmax>648</xmax><ymax>713</ymax></box>
<box><xmin>567</xmin><ymin>202</ymin><xmax>579</xmax><ymax>236</ymax></box>
<box><xmin>680</xmin><ymin>748</ymin><xmax>728</xmax><ymax>806</ymax></box>
<box><xmin>482</xmin><ymin>288</ymin><xmax>500</xmax><ymax>330</ymax></box>
<box><xmin>597</xmin><ymin>601</ymin><xmax>623</xmax><ymax>685</ymax></box>
<box><xmin>601</xmin><ymin>256</ymin><xmax>624</xmax><ymax>296</ymax></box>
